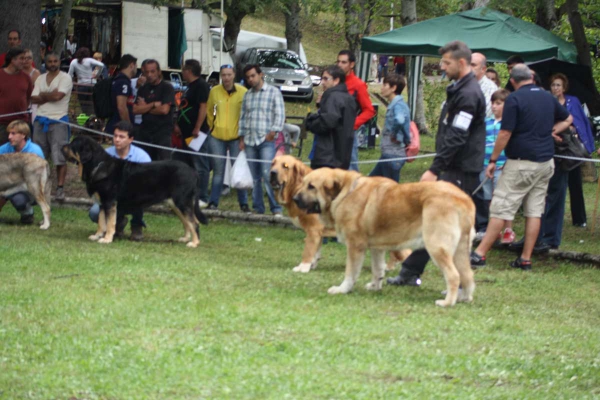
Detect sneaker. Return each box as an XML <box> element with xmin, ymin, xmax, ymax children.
<box><xmin>55</xmin><ymin>187</ymin><xmax>65</xmax><ymax>201</ymax></box>
<box><xmin>240</xmin><ymin>204</ymin><xmax>251</xmax><ymax>213</ymax></box>
<box><xmin>508</xmin><ymin>238</ymin><xmax>550</xmax><ymax>255</ymax></box>
<box><xmin>500</xmin><ymin>228</ymin><xmax>516</xmax><ymax>244</ymax></box>
<box><xmin>207</xmin><ymin>203</ymin><xmax>218</xmax><ymax>210</ymax></box>
<box><xmin>273</xmin><ymin>212</ymin><xmax>283</xmax><ymax>218</ymax></box>
<box><xmin>474</xmin><ymin>231</ymin><xmax>486</xmax><ymax>241</ymax></box>
<box><xmin>573</xmin><ymin>222</ymin><xmax>587</xmax><ymax>228</ymax></box>
<box><xmin>470</xmin><ymin>251</ymin><xmax>486</xmax><ymax>269</ymax></box>
<box><xmin>198</xmin><ymin>200</ymin><xmax>208</xmax><ymax>209</ymax></box>
<box><xmin>20</xmin><ymin>214</ymin><xmax>34</xmax><ymax>225</ymax></box>
<box><xmin>387</xmin><ymin>275</ymin><xmax>422</xmax><ymax>287</ymax></box>
<box><xmin>510</xmin><ymin>257</ymin><xmax>532</xmax><ymax>271</ymax></box>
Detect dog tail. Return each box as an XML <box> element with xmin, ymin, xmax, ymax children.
<box><xmin>195</xmin><ymin>198</ymin><xmax>209</xmax><ymax>225</ymax></box>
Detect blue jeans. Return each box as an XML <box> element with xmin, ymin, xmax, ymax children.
<box><xmin>5</xmin><ymin>192</ymin><xmax>34</xmax><ymax>216</ymax></box>
<box><xmin>208</xmin><ymin>136</ymin><xmax>248</xmax><ymax>207</ymax></box>
<box><xmin>349</xmin><ymin>127</ymin><xmax>363</xmax><ymax>171</ymax></box>
<box><xmin>369</xmin><ymin>153</ymin><xmax>406</xmax><ymax>182</ymax></box>
<box><xmin>244</xmin><ymin>140</ymin><xmax>282</xmax><ymax>214</ymax></box>
<box><xmin>89</xmin><ymin>203</ymin><xmax>145</xmax><ymax>228</ymax></box>
<box><xmin>539</xmin><ymin>167</ymin><xmax>568</xmax><ymax>247</ymax></box>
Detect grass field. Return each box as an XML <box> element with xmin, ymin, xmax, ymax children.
<box><xmin>1</xmin><ymin>204</ymin><xmax>599</xmax><ymax>399</ymax></box>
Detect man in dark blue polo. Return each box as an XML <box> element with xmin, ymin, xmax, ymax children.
<box><xmin>106</xmin><ymin>54</ymin><xmax>137</xmax><ymax>135</ymax></box>
<box><xmin>471</xmin><ymin>64</ymin><xmax>572</xmax><ymax>270</ymax></box>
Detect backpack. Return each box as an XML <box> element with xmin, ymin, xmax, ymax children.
<box><xmin>92</xmin><ymin>77</ymin><xmax>113</xmax><ymax>119</ymax></box>
<box><xmin>405</xmin><ymin>121</ymin><xmax>420</xmax><ymax>163</ymax></box>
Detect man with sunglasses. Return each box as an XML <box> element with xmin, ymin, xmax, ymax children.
<box><xmin>206</xmin><ymin>64</ymin><xmax>249</xmax><ymax>211</ymax></box>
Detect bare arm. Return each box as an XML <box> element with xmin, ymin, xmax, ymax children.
<box><xmin>149</xmin><ymin>102</ymin><xmax>171</xmax><ymax>116</ymax></box>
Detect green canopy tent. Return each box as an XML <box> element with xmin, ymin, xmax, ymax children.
<box><xmin>358</xmin><ymin>7</ymin><xmax>580</xmax><ymax>119</ymax></box>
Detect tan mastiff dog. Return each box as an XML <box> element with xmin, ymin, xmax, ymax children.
<box><xmin>293</xmin><ymin>168</ymin><xmax>476</xmax><ymax>307</ymax></box>
<box><xmin>270</xmin><ymin>155</ymin><xmax>410</xmax><ymax>273</ymax></box>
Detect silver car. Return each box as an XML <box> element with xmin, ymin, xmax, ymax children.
<box><xmin>238</xmin><ymin>48</ymin><xmax>314</xmax><ymax>102</ymax></box>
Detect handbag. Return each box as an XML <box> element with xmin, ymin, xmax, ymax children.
<box><xmin>554</xmin><ymin>127</ymin><xmax>591</xmax><ymax>172</ymax></box>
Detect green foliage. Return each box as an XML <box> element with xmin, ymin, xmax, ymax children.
<box><xmin>422</xmin><ymin>78</ymin><xmax>447</xmax><ymax>134</ymax></box>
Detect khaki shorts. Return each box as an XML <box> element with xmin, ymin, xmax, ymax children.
<box><xmin>33</xmin><ymin>120</ymin><xmax>69</xmax><ymax>165</ymax></box>
<box><xmin>490</xmin><ymin>159</ymin><xmax>554</xmax><ymax>220</ymax></box>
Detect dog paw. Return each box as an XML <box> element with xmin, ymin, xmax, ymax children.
<box><xmin>327</xmin><ymin>285</ymin><xmax>348</xmax><ymax>295</ymax></box>
<box><xmin>293</xmin><ymin>263</ymin><xmax>312</xmax><ymax>273</ymax></box>
<box><xmin>457</xmin><ymin>294</ymin><xmax>473</xmax><ymax>303</ymax></box>
<box><xmin>365</xmin><ymin>282</ymin><xmax>382</xmax><ymax>291</ymax></box>
<box><xmin>98</xmin><ymin>237</ymin><xmax>113</xmax><ymax>244</ymax></box>
<box><xmin>435</xmin><ymin>299</ymin><xmax>455</xmax><ymax>308</ymax></box>
<box><xmin>88</xmin><ymin>234</ymin><xmax>103</xmax><ymax>241</ymax></box>
<box><xmin>186</xmin><ymin>241</ymin><xmax>199</xmax><ymax>248</ymax></box>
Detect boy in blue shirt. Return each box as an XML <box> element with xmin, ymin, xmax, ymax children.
<box><xmin>369</xmin><ymin>74</ymin><xmax>411</xmax><ymax>182</ymax></box>
<box><xmin>88</xmin><ymin>121</ymin><xmax>151</xmax><ymax>241</ymax></box>
<box><xmin>475</xmin><ymin>89</ymin><xmax>514</xmax><ymax>244</ymax></box>
<box><xmin>0</xmin><ymin>120</ymin><xmax>45</xmax><ymax>225</ymax></box>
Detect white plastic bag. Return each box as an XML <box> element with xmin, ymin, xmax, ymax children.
<box><xmin>231</xmin><ymin>150</ymin><xmax>254</xmax><ymax>190</ymax></box>
<box><xmin>223</xmin><ymin>151</ymin><xmax>232</xmax><ymax>187</ymax></box>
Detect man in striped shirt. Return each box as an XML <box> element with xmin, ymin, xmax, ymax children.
<box><xmin>239</xmin><ymin>64</ymin><xmax>285</xmax><ymax>216</ymax></box>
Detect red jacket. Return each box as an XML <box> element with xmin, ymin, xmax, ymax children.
<box><xmin>345</xmin><ymin>70</ymin><xmax>375</xmax><ymax>130</ymax></box>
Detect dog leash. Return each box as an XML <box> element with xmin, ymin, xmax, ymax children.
<box><xmin>471</xmin><ymin>176</ymin><xmax>489</xmax><ymax>196</ymax></box>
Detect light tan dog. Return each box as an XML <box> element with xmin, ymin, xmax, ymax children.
<box><xmin>293</xmin><ymin>168</ymin><xmax>476</xmax><ymax>307</ymax></box>
<box><xmin>270</xmin><ymin>155</ymin><xmax>410</xmax><ymax>272</ymax></box>
<box><xmin>0</xmin><ymin>153</ymin><xmax>51</xmax><ymax>229</ymax></box>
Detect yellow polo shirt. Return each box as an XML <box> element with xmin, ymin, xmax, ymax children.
<box><xmin>207</xmin><ymin>83</ymin><xmax>248</xmax><ymax>141</ymax></box>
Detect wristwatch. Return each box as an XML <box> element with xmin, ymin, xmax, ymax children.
<box><xmin>489</xmin><ymin>159</ymin><xmax>497</xmax><ymax>164</ymax></box>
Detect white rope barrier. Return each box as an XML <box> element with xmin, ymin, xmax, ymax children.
<box><xmin>1</xmin><ymin>111</ymin><xmax>597</xmax><ymax>166</ymax></box>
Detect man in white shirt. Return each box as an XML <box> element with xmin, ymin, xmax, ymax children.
<box><xmin>471</xmin><ymin>53</ymin><xmax>498</xmax><ymax>118</ymax></box>
<box><xmin>31</xmin><ymin>52</ymin><xmax>73</xmax><ymax>201</ymax></box>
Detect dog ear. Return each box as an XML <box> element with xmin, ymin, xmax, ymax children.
<box><xmin>91</xmin><ymin>161</ymin><xmax>116</xmax><ymax>183</ymax></box>
<box><xmin>324</xmin><ymin>180</ymin><xmax>342</xmax><ymax>201</ymax></box>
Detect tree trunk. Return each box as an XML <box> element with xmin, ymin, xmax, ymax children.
<box><xmin>535</xmin><ymin>0</ymin><xmax>557</xmax><ymax>30</ymax></box>
<box><xmin>52</xmin><ymin>0</ymin><xmax>74</xmax><ymax>59</ymax></box>
<box><xmin>223</xmin><ymin>0</ymin><xmax>255</xmax><ymax>56</ymax></box>
<box><xmin>0</xmin><ymin>0</ymin><xmax>42</xmax><ymax>66</ymax></box>
<box><xmin>343</xmin><ymin>0</ymin><xmax>366</xmax><ymax>57</ymax></box>
<box><xmin>565</xmin><ymin>0</ymin><xmax>600</xmax><ymax>114</ymax></box>
<box><xmin>401</xmin><ymin>0</ymin><xmax>428</xmax><ymax>134</ymax></box>
<box><xmin>284</xmin><ymin>0</ymin><xmax>302</xmax><ymax>55</ymax></box>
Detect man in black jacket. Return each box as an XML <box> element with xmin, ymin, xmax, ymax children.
<box><xmin>388</xmin><ymin>40</ymin><xmax>486</xmax><ymax>287</ymax></box>
<box><xmin>306</xmin><ymin>65</ymin><xmax>357</xmax><ymax>170</ymax></box>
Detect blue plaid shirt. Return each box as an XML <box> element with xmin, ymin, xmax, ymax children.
<box><xmin>239</xmin><ymin>83</ymin><xmax>285</xmax><ymax>146</ymax></box>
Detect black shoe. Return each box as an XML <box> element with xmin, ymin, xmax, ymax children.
<box><xmin>510</xmin><ymin>257</ymin><xmax>532</xmax><ymax>271</ymax></box>
<box><xmin>240</xmin><ymin>204</ymin><xmax>251</xmax><ymax>213</ymax></box>
<box><xmin>114</xmin><ymin>217</ymin><xmax>128</xmax><ymax>238</ymax></box>
<box><xmin>508</xmin><ymin>237</ymin><xmax>525</xmax><ymax>252</ymax></box>
<box><xmin>573</xmin><ymin>222</ymin><xmax>587</xmax><ymax>228</ymax></box>
<box><xmin>470</xmin><ymin>251</ymin><xmax>486</xmax><ymax>269</ymax></box>
<box><xmin>508</xmin><ymin>238</ymin><xmax>550</xmax><ymax>254</ymax></box>
<box><xmin>20</xmin><ymin>214</ymin><xmax>34</xmax><ymax>225</ymax></box>
<box><xmin>387</xmin><ymin>275</ymin><xmax>421</xmax><ymax>287</ymax></box>
<box><xmin>207</xmin><ymin>203</ymin><xmax>218</xmax><ymax>210</ymax></box>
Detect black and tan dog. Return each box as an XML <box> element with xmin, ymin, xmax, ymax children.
<box><xmin>294</xmin><ymin>168</ymin><xmax>476</xmax><ymax>307</ymax></box>
<box><xmin>270</xmin><ymin>155</ymin><xmax>411</xmax><ymax>273</ymax></box>
<box><xmin>62</xmin><ymin>136</ymin><xmax>208</xmax><ymax>246</ymax></box>
<box><xmin>0</xmin><ymin>153</ymin><xmax>51</xmax><ymax>229</ymax></box>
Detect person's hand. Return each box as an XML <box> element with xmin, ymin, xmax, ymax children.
<box><xmin>291</xmin><ymin>141</ymin><xmax>297</xmax><ymax>148</ymax></box>
<box><xmin>420</xmin><ymin>170</ymin><xmax>437</xmax><ymax>182</ymax></box>
<box><xmin>137</xmin><ymin>75</ymin><xmax>146</xmax><ymax>87</ymax></box>
<box><xmin>485</xmin><ymin>163</ymin><xmax>496</xmax><ymax>179</ymax></box>
<box><xmin>154</xmin><ymin>101</ymin><xmax>161</xmax><ymax>109</ymax></box>
<box><xmin>265</xmin><ymin>131</ymin><xmax>276</xmax><ymax>142</ymax></box>
<box><xmin>552</xmin><ymin>131</ymin><xmax>563</xmax><ymax>143</ymax></box>
<box><xmin>137</xmin><ymin>97</ymin><xmax>146</xmax><ymax>105</ymax></box>
<box><xmin>191</xmin><ymin>128</ymin><xmax>200</xmax><ymax>138</ymax></box>
<box><xmin>239</xmin><ymin>137</ymin><xmax>246</xmax><ymax>151</ymax></box>
<box><xmin>173</xmin><ymin>124</ymin><xmax>182</xmax><ymax>137</ymax></box>
<box><xmin>597</xmin><ymin>148</ymin><xmax>600</xmax><ymax>156</ymax></box>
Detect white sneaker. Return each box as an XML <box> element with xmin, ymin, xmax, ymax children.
<box><xmin>198</xmin><ymin>200</ymin><xmax>208</xmax><ymax>209</ymax></box>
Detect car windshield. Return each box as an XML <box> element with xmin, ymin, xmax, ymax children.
<box><xmin>257</xmin><ymin>51</ymin><xmax>304</xmax><ymax>69</ymax></box>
